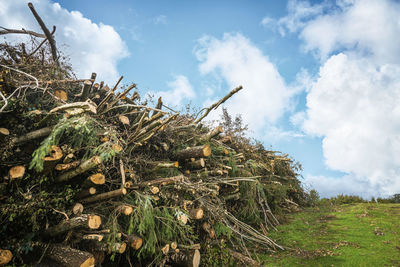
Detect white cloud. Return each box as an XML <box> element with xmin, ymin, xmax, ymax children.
<box><xmin>303</xmin><ymin>53</ymin><xmax>400</xmax><ymax>197</ymax></box>
<box><xmin>153</xmin><ymin>15</ymin><xmax>167</xmax><ymax>25</ymax></box>
<box><xmin>299</xmin><ymin>0</ymin><xmax>400</xmax><ymax>63</ymax></box>
<box><xmin>194</xmin><ymin>33</ymin><xmax>293</xmax><ymax>131</ymax></box>
<box><xmin>277</xmin><ymin>0</ymin><xmax>400</xmax><ymax>197</ymax></box>
<box><xmin>0</xmin><ymin>0</ymin><xmax>128</xmax><ymax>82</ymax></box>
<box><xmin>303</xmin><ymin>174</ymin><xmax>378</xmax><ymax>199</ymax></box>
<box><xmin>261</xmin><ymin>0</ymin><xmax>327</xmax><ymax>36</ymax></box>
<box><xmin>153</xmin><ymin>75</ymin><xmax>195</xmax><ymax>107</ymax></box>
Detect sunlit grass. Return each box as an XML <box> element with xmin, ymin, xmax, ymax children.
<box><xmin>260</xmin><ymin>203</ymin><xmax>400</xmax><ymax>266</ymax></box>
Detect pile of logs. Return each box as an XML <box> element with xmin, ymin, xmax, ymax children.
<box><xmin>0</xmin><ymin>3</ymin><xmax>307</xmax><ymax>266</ymax></box>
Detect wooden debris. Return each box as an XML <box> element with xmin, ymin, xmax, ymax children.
<box><xmin>0</xmin><ymin>249</ymin><xmax>12</xmax><ymax>265</ymax></box>
<box><xmin>127</xmin><ymin>234</ymin><xmax>143</xmax><ymax>250</ymax></box>
<box><xmin>0</xmin><ymin>128</ymin><xmax>9</xmax><ymax>136</ymax></box>
<box><xmin>80</xmin><ymin>188</ymin><xmax>126</xmax><ymax>204</ymax></box>
<box><xmin>9</xmin><ymin>165</ymin><xmax>25</xmax><ymax>179</ymax></box>
<box><xmin>72</xmin><ymin>203</ymin><xmax>84</xmax><ymax>215</ymax></box>
<box><xmin>45</xmin><ymin>214</ymin><xmax>101</xmax><ymax>237</ymax></box>
<box><xmin>55</xmin><ymin>156</ymin><xmax>102</xmax><ymax>183</ymax></box>
<box><xmin>176</xmin><ymin>145</ymin><xmax>212</xmax><ymax>159</ymax></box>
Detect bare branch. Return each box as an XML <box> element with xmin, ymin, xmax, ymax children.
<box><xmin>0</xmin><ymin>27</ymin><xmax>45</xmax><ymax>38</ymax></box>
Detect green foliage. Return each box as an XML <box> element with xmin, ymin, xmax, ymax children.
<box><xmin>324</xmin><ymin>194</ymin><xmax>367</xmax><ymax>205</ymax></box>
<box><xmin>214</xmin><ymin>222</ymin><xmax>233</xmax><ymax>239</ymax></box>
<box><xmin>29</xmin><ymin>114</ymin><xmax>119</xmax><ymax>172</ymax></box>
<box><xmin>123</xmin><ymin>192</ymin><xmax>195</xmax><ymax>259</ymax></box>
<box><xmin>305</xmin><ymin>189</ymin><xmax>320</xmax><ymax>207</ymax></box>
<box><xmin>202</xmin><ymin>241</ymin><xmax>236</xmax><ymax>267</ymax></box>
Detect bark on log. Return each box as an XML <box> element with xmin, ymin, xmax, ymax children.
<box><xmin>176</xmin><ymin>145</ymin><xmax>211</xmax><ymax>160</ymax></box>
<box><xmin>37</xmin><ymin>243</ymin><xmax>95</xmax><ymax>267</ymax></box>
<box><xmin>55</xmin><ymin>156</ymin><xmax>102</xmax><ymax>183</ymax></box>
<box><xmin>80</xmin><ymin>188</ymin><xmax>126</xmax><ymax>204</ymax></box>
<box><xmin>0</xmin><ymin>249</ymin><xmax>12</xmax><ymax>265</ymax></box>
<box><xmin>11</xmin><ymin>126</ymin><xmax>53</xmax><ymax>145</ymax></box>
<box><xmin>8</xmin><ymin>165</ymin><xmax>25</xmax><ymax>179</ymax></box>
<box><xmin>44</xmin><ymin>214</ymin><xmax>101</xmax><ymax>237</ymax></box>
<box><xmin>78</xmin><ymin>80</ymin><xmax>92</xmax><ymax>101</ymax></box>
<box><xmin>75</xmin><ymin>187</ymin><xmax>96</xmax><ymax>199</ymax></box>
<box><xmin>139</xmin><ymin>175</ymin><xmax>185</xmax><ymax>187</ymax></box>
<box><xmin>220</xmin><ymin>135</ymin><xmax>233</xmax><ymax>144</ymax></box>
<box><xmin>199</xmin><ymin>126</ymin><xmax>223</xmax><ymax>141</ymax></box>
<box><xmin>88</xmin><ymin>241</ymin><xmax>126</xmax><ymax>254</ymax></box>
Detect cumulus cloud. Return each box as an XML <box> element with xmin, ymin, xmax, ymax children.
<box><xmin>153</xmin><ymin>75</ymin><xmax>195</xmax><ymax>107</ymax></box>
<box><xmin>0</xmin><ymin>0</ymin><xmax>128</xmax><ymax>82</ymax></box>
<box><xmin>303</xmin><ymin>54</ymin><xmax>400</xmax><ymax>196</ymax></box>
<box><xmin>194</xmin><ymin>33</ymin><xmax>293</xmax><ymax>131</ymax></box>
<box><xmin>261</xmin><ymin>0</ymin><xmax>327</xmax><ymax>36</ymax></box>
<box><xmin>276</xmin><ymin>0</ymin><xmax>400</xmax><ymax>196</ymax></box>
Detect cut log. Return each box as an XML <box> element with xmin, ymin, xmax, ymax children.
<box><xmin>127</xmin><ymin>234</ymin><xmax>143</xmax><ymax>250</ymax></box>
<box><xmin>176</xmin><ymin>145</ymin><xmax>211</xmax><ymax>160</ymax></box>
<box><xmin>63</xmin><ymin>153</ymin><xmax>75</xmax><ymax>163</ymax></box>
<box><xmin>202</xmin><ymin>222</ymin><xmax>215</xmax><ymax>239</ymax></box>
<box><xmin>78</xmin><ymin>80</ymin><xmax>92</xmax><ymax>101</ymax></box>
<box><xmin>140</xmin><ymin>175</ymin><xmax>184</xmax><ymax>187</ymax></box>
<box><xmin>72</xmin><ymin>203</ymin><xmax>84</xmax><ymax>215</ymax></box>
<box><xmin>89</xmin><ymin>241</ymin><xmax>126</xmax><ymax>254</ymax></box>
<box><xmin>83</xmin><ymin>234</ymin><xmax>104</xmax><ymax>242</ymax></box>
<box><xmin>83</xmin><ymin>173</ymin><xmax>105</xmax><ymax>187</ymax></box>
<box><xmin>170</xmin><ymin>249</ymin><xmax>200</xmax><ymax>267</ymax></box>
<box><xmin>150</xmin><ymin>186</ymin><xmax>159</xmax><ymax>194</ymax></box>
<box><xmin>55</xmin><ymin>89</ymin><xmax>68</xmax><ymax>101</ymax></box>
<box><xmin>189</xmin><ymin>208</ymin><xmax>204</xmax><ymax>220</ymax></box>
<box><xmin>9</xmin><ymin>165</ymin><xmax>25</xmax><ymax>179</ymax></box>
<box><xmin>199</xmin><ymin>126</ymin><xmax>223</xmax><ymax>141</ymax></box>
<box><xmin>80</xmin><ymin>188</ymin><xmax>126</xmax><ymax>204</ymax></box>
<box><xmin>170</xmin><ymin>242</ymin><xmax>178</xmax><ymax>250</ymax></box>
<box><xmin>0</xmin><ymin>249</ymin><xmax>12</xmax><ymax>265</ymax></box>
<box><xmin>118</xmin><ymin>115</ymin><xmax>130</xmax><ymax>125</ymax></box>
<box><xmin>0</xmin><ymin>128</ymin><xmax>9</xmax><ymax>136</ymax></box>
<box><xmin>75</xmin><ymin>187</ymin><xmax>96</xmax><ymax>199</ymax></box>
<box><xmin>44</xmin><ymin>214</ymin><xmax>101</xmax><ymax>237</ymax></box>
<box><xmin>187</xmin><ymin>158</ymin><xmax>205</xmax><ymax>169</ymax></box>
<box><xmin>220</xmin><ymin>135</ymin><xmax>233</xmax><ymax>144</ymax></box>
<box><xmin>55</xmin><ymin>156</ymin><xmax>102</xmax><ymax>183</ymax></box>
<box><xmin>177</xmin><ymin>213</ymin><xmax>188</xmax><ymax>225</ymax></box>
<box><xmin>11</xmin><ymin>125</ymin><xmax>53</xmax><ymax>145</ymax></box>
<box><xmin>117</xmin><ymin>205</ymin><xmax>133</xmax><ymax>216</ymax></box>
<box><xmin>55</xmin><ymin>160</ymin><xmax>80</xmax><ymax>171</ymax></box>
<box><xmin>161</xmin><ymin>244</ymin><xmax>170</xmax><ymax>255</ymax></box>
<box><xmin>44</xmin><ymin>145</ymin><xmax>63</xmax><ymax>162</ymax></box>
<box><xmin>37</xmin><ymin>243</ymin><xmax>95</xmax><ymax>267</ymax></box>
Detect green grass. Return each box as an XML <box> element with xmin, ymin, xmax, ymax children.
<box><xmin>259</xmin><ymin>203</ymin><xmax>400</xmax><ymax>266</ymax></box>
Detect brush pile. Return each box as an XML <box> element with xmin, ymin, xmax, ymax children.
<box><xmin>0</xmin><ymin>4</ymin><xmax>307</xmax><ymax>267</ymax></box>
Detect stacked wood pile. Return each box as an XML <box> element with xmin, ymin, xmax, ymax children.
<box><xmin>0</xmin><ymin>3</ymin><xmax>307</xmax><ymax>266</ymax></box>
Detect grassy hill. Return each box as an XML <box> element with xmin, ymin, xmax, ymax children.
<box><xmin>260</xmin><ymin>203</ymin><xmax>400</xmax><ymax>266</ymax></box>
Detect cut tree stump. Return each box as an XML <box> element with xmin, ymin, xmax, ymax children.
<box><xmin>44</xmin><ymin>214</ymin><xmax>101</xmax><ymax>237</ymax></box>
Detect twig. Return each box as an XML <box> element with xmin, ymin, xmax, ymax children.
<box><xmin>26</xmin><ymin>26</ymin><xmax>56</xmax><ymax>60</ymax></box>
<box><xmin>28</xmin><ymin>2</ymin><xmax>58</xmax><ymax>65</ymax></box>
<box><xmin>0</xmin><ymin>26</ymin><xmax>45</xmax><ymax>38</ymax></box>
<box><xmin>119</xmin><ymin>159</ymin><xmax>126</xmax><ymax>189</ymax></box>
<box><xmin>52</xmin><ymin>208</ymin><xmax>69</xmax><ymax>220</ymax></box>
<box><xmin>194</xmin><ymin>85</ymin><xmax>243</xmax><ymax>123</ymax></box>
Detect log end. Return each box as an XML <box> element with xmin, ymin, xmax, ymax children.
<box><xmin>80</xmin><ymin>256</ymin><xmax>95</xmax><ymax>267</ymax></box>
<box><xmin>0</xmin><ymin>128</ymin><xmax>10</xmax><ymax>136</ymax></box>
<box><xmin>0</xmin><ymin>249</ymin><xmax>12</xmax><ymax>265</ymax></box>
<box><xmin>88</xmin><ymin>215</ymin><xmax>101</xmax><ymax>229</ymax></box>
<box><xmin>9</xmin><ymin>165</ymin><xmax>25</xmax><ymax>179</ymax></box>
<box><xmin>193</xmin><ymin>249</ymin><xmax>200</xmax><ymax>267</ymax></box>
<box><xmin>203</xmin><ymin>145</ymin><xmax>211</xmax><ymax>157</ymax></box>
<box><xmin>89</xmin><ymin>173</ymin><xmax>105</xmax><ymax>185</ymax></box>
<box><xmin>44</xmin><ymin>145</ymin><xmax>63</xmax><ymax>161</ymax></box>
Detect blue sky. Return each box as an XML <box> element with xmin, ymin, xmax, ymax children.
<box><xmin>2</xmin><ymin>0</ymin><xmax>400</xmax><ymax>198</ymax></box>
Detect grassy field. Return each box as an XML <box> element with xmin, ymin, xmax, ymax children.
<box><xmin>259</xmin><ymin>203</ymin><xmax>400</xmax><ymax>266</ymax></box>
